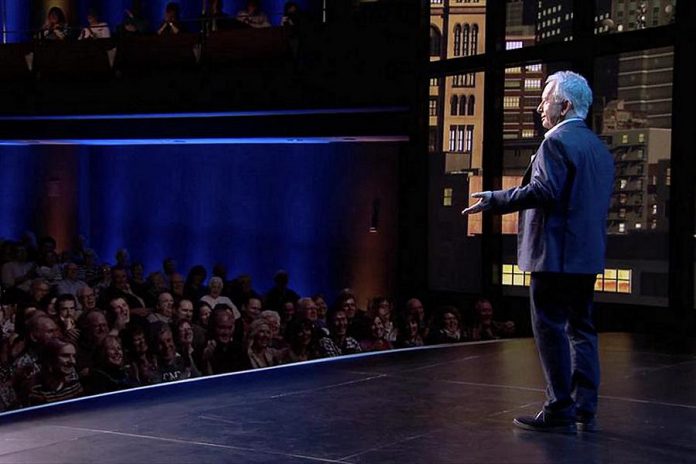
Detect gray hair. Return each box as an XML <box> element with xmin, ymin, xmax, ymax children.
<box><xmin>546</xmin><ymin>71</ymin><xmax>592</xmax><ymax>119</ymax></box>
<box><xmin>208</xmin><ymin>276</ymin><xmax>224</xmax><ymax>288</ymax></box>
<box><xmin>260</xmin><ymin>310</ymin><xmax>280</xmax><ymax>324</ymax></box>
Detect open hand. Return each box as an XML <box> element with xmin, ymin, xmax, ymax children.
<box><xmin>461</xmin><ymin>191</ymin><xmax>492</xmax><ymax>215</ymax></box>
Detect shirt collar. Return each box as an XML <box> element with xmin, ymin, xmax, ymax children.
<box><xmin>543</xmin><ymin>117</ymin><xmax>584</xmax><ymax>139</ymax></box>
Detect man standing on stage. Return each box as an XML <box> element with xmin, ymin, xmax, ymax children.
<box><xmin>462</xmin><ymin>71</ymin><xmax>614</xmax><ymax>433</ymax></box>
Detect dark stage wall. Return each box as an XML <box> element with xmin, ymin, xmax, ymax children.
<box><xmin>0</xmin><ymin>142</ymin><xmax>400</xmax><ymax>302</ymax></box>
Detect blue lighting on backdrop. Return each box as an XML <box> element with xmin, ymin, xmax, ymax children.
<box><xmin>0</xmin><ymin>141</ymin><xmax>399</xmax><ymax>300</ymax></box>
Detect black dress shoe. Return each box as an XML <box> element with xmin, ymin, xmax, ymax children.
<box><xmin>576</xmin><ymin>415</ymin><xmax>599</xmax><ymax>432</ymax></box>
<box><xmin>513</xmin><ymin>411</ymin><xmax>577</xmax><ymax>434</ymax></box>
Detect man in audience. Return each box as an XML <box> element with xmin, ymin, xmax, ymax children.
<box><xmin>76</xmin><ymin>311</ymin><xmax>109</xmax><ymax>377</ymax></box>
<box><xmin>406</xmin><ymin>297</ymin><xmax>429</xmax><ymax>340</ymax></box>
<box><xmin>201</xmin><ymin>310</ymin><xmax>250</xmax><ymax>374</ymax></box>
<box><xmin>1</xmin><ymin>243</ymin><xmax>35</xmax><ymax>296</ymax></box>
<box><xmin>147</xmin><ymin>292</ymin><xmax>174</xmax><ymax>326</ymax></box>
<box><xmin>77</xmin><ymin>286</ymin><xmax>98</xmax><ymax>314</ymax></box>
<box><xmin>318</xmin><ymin>309</ymin><xmax>362</xmax><ymax>357</ymax></box>
<box><xmin>264</xmin><ymin>270</ymin><xmax>300</xmax><ymax>313</ymax></box>
<box><xmin>56</xmin><ymin>262</ymin><xmax>87</xmax><ymax>299</ymax></box>
<box><xmin>154</xmin><ymin>324</ymin><xmax>198</xmax><ymax>381</ymax></box>
<box><xmin>98</xmin><ymin>267</ymin><xmax>148</xmax><ymax>317</ymax></box>
<box><xmin>107</xmin><ymin>297</ymin><xmax>133</xmax><ymax>338</ymax></box>
<box><xmin>170</xmin><ymin>272</ymin><xmax>186</xmax><ymax>303</ymax></box>
<box><xmin>162</xmin><ymin>257</ymin><xmax>177</xmax><ymax>288</ymax></box>
<box><xmin>468</xmin><ymin>298</ymin><xmax>515</xmax><ymax>341</ymax></box>
<box><xmin>22</xmin><ymin>279</ymin><xmax>50</xmax><ymax>309</ymax></box>
<box><xmin>240</xmin><ymin>297</ymin><xmax>262</xmax><ymax>335</ymax></box>
<box><xmin>12</xmin><ymin>315</ymin><xmax>60</xmax><ymax>403</ymax></box>
<box><xmin>175</xmin><ymin>298</ymin><xmax>206</xmax><ymax>351</ymax></box>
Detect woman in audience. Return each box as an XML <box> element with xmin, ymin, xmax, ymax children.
<box><xmin>194</xmin><ymin>301</ymin><xmax>213</xmax><ymax>332</ymax></box>
<box><xmin>174</xmin><ymin>319</ymin><xmax>200</xmax><ymax>373</ymax></box>
<box><xmin>427</xmin><ymin>306</ymin><xmax>466</xmax><ymax>345</ymax></box>
<box><xmin>260</xmin><ymin>310</ymin><xmax>286</xmax><ymax>350</ymax></box>
<box><xmin>126</xmin><ymin>326</ymin><xmax>160</xmax><ymax>385</ymax></box>
<box><xmin>37</xmin><ymin>7</ymin><xmax>68</xmax><ymax>41</ymax></box>
<box><xmin>282</xmin><ymin>317</ymin><xmax>318</xmax><ymax>364</ymax></box>
<box><xmin>246</xmin><ymin>319</ymin><xmax>282</xmax><ymax>368</ymax></box>
<box><xmin>201</xmin><ymin>277</ymin><xmax>240</xmax><ymax>319</ymax></box>
<box><xmin>85</xmin><ymin>335</ymin><xmax>138</xmax><ymax>394</ymax></box>
<box><xmin>395</xmin><ymin>313</ymin><xmax>424</xmax><ymax>348</ymax></box>
<box><xmin>29</xmin><ymin>338</ymin><xmax>83</xmax><ymax>405</ymax></box>
<box><xmin>370</xmin><ymin>296</ymin><xmax>397</xmax><ymax>343</ymax></box>
<box><xmin>357</xmin><ymin>312</ymin><xmax>393</xmax><ymax>353</ymax></box>
<box><xmin>78</xmin><ymin>8</ymin><xmax>111</xmax><ymax>40</ymax></box>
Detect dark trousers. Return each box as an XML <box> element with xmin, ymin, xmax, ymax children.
<box><xmin>529</xmin><ymin>272</ymin><xmax>600</xmax><ymax>420</ymax></box>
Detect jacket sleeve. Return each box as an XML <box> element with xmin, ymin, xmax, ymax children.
<box><xmin>489</xmin><ymin>137</ymin><xmax>569</xmax><ymax>215</ymax></box>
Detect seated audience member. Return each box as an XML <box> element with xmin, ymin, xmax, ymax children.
<box><xmin>170</xmin><ymin>272</ymin><xmax>186</xmax><ymax>303</ymax></box>
<box><xmin>157</xmin><ymin>2</ymin><xmax>185</xmax><ymax>35</ymax></box>
<box><xmin>295</xmin><ymin>297</ymin><xmax>326</xmax><ymax>333</ymax></box>
<box><xmin>84</xmin><ymin>335</ymin><xmax>138</xmax><ymax>394</ymax></box>
<box><xmin>29</xmin><ymin>339</ymin><xmax>83</xmax><ymax>405</ymax></box>
<box><xmin>1</xmin><ymin>243</ymin><xmax>35</xmax><ymax>296</ymax></box>
<box><xmin>24</xmin><ymin>279</ymin><xmax>51</xmax><ymax>309</ymax></box>
<box><xmin>54</xmin><ymin>294</ymin><xmax>80</xmax><ymax>345</ymax></box>
<box><xmin>75</xmin><ymin>311</ymin><xmax>109</xmax><ymax>377</ymax></box>
<box><xmin>395</xmin><ymin>313</ymin><xmax>424</xmax><ymax>348</ymax></box>
<box><xmin>370</xmin><ymin>296</ymin><xmax>396</xmax><ymax>343</ymax></box>
<box><xmin>107</xmin><ymin>297</ymin><xmax>133</xmax><ymax>338</ymax></box>
<box><xmin>246</xmin><ymin>319</ymin><xmax>282</xmax><ymax>368</ymax></box>
<box><xmin>143</xmin><ymin>271</ymin><xmax>168</xmax><ymax>308</ymax></box>
<box><xmin>281</xmin><ymin>1</ymin><xmax>302</xmax><ymax>27</ymax></box>
<box><xmin>56</xmin><ymin>262</ymin><xmax>87</xmax><ymax>300</ymax></box>
<box><xmin>356</xmin><ymin>311</ymin><xmax>393</xmax><ymax>353</ymax></box>
<box><xmin>129</xmin><ymin>262</ymin><xmax>148</xmax><ymax>297</ymax></box>
<box><xmin>184</xmin><ymin>265</ymin><xmax>208</xmax><ymax>301</ymax></box>
<box><xmin>193</xmin><ymin>301</ymin><xmax>213</xmax><ymax>331</ymax></box>
<box><xmin>240</xmin><ymin>297</ymin><xmax>263</xmax><ymax>336</ymax></box>
<box><xmin>312</xmin><ymin>294</ymin><xmax>329</xmax><ymax>329</ymax></box>
<box><xmin>37</xmin><ymin>6</ymin><xmax>68</xmax><ymax>41</ymax></box>
<box><xmin>91</xmin><ymin>263</ymin><xmax>112</xmax><ymax>298</ymax></box>
<box><xmin>79</xmin><ymin>249</ymin><xmax>101</xmax><ymax>285</ymax></box>
<box><xmin>162</xmin><ymin>257</ymin><xmax>177</xmax><ymax>288</ymax></box>
<box><xmin>201</xmin><ymin>309</ymin><xmax>250</xmax><ymax>375</ymax></box>
<box><xmin>229</xmin><ymin>274</ymin><xmax>261</xmax><ymax>310</ymax></box>
<box><xmin>427</xmin><ymin>306</ymin><xmax>466</xmax><ymax>345</ymax></box>
<box><xmin>318</xmin><ymin>308</ymin><xmax>361</xmax><ymax>357</ymax></box>
<box><xmin>260</xmin><ymin>310</ymin><xmax>286</xmax><ymax>350</ymax></box>
<box><xmin>202</xmin><ymin>0</ymin><xmax>233</xmax><ymax>32</ymax></box>
<box><xmin>98</xmin><ymin>267</ymin><xmax>147</xmax><ymax>316</ymax></box>
<box><xmin>282</xmin><ymin>317</ymin><xmax>318</xmax><ymax>363</ymax></box>
<box><xmin>12</xmin><ymin>315</ymin><xmax>60</xmax><ymax>403</ymax></box>
<box><xmin>35</xmin><ymin>251</ymin><xmax>62</xmax><ymax>286</ymax></box>
<box><xmin>3</xmin><ymin>304</ymin><xmax>41</xmax><ymax>364</ymax></box>
<box><xmin>264</xmin><ymin>270</ymin><xmax>300</xmax><ymax>313</ymax></box>
<box><xmin>174</xmin><ymin>319</ymin><xmax>200</xmax><ymax>373</ymax></box>
<box><xmin>76</xmin><ymin>286</ymin><xmax>98</xmax><ymax>314</ymax></box>
<box><xmin>147</xmin><ymin>292</ymin><xmax>174</xmax><ymax>326</ymax></box>
<box><xmin>78</xmin><ymin>8</ymin><xmax>111</xmax><ymax>40</ymax></box>
<box><xmin>201</xmin><ymin>277</ymin><xmax>241</xmax><ymax>319</ymax></box>
<box><xmin>236</xmin><ymin>0</ymin><xmax>271</xmax><ymax>28</ymax></box>
<box><xmin>468</xmin><ymin>298</ymin><xmax>516</xmax><ymax>342</ymax></box>
<box><xmin>154</xmin><ymin>324</ymin><xmax>198</xmax><ymax>382</ymax></box>
<box><xmin>125</xmin><ymin>326</ymin><xmax>161</xmax><ymax>385</ymax></box>
<box><xmin>115</xmin><ymin>248</ymin><xmax>130</xmax><ymax>269</ymax></box>
<box><xmin>118</xmin><ymin>1</ymin><xmax>148</xmax><ymax>37</ymax></box>
<box><xmin>406</xmin><ymin>298</ymin><xmax>429</xmax><ymax>340</ymax></box>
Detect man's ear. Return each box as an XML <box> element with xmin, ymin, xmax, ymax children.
<box><xmin>560</xmin><ymin>100</ymin><xmax>572</xmax><ymax>117</ymax></box>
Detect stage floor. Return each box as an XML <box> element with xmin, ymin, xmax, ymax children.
<box><xmin>1</xmin><ymin>333</ymin><xmax>695</xmax><ymax>463</ymax></box>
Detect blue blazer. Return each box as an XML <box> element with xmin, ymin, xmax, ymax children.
<box><xmin>490</xmin><ymin>120</ymin><xmax>615</xmax><ymax>274</ymax></box>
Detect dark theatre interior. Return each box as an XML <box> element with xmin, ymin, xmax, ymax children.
<box><xmin>0</xmin><ymin>0</ymin><xmax>695</xmax><ymax>462</ymax></box>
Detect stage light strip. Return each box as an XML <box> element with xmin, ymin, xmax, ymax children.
<box><xmin>0</xmin><ymin>106</ymin><xmax>408</xmax><ymax>121</ymax></box>
<box><xmin>0</xmin><ymin>136</ymin><xmax>409</xmax><ymax>146</ymax></box>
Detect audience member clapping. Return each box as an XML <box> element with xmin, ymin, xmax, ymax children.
<box><xmin>236</xmin><ymin>0</ymin><xmax>271</xmax><ymax>28</ymax></box>
<box><xmin>78</xmin><ymin>8</ymin><xmax>111</xmax><ymax>40</ymax></box>
<box><xmin>157</xmin><ymin>2</ymin><xmax>184</xmax><ymax>36</ymax></box>
<box><xmin>37</xmin><ymin>7</ymin><xmax>68</xmax><ymax>41</ymax></box>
